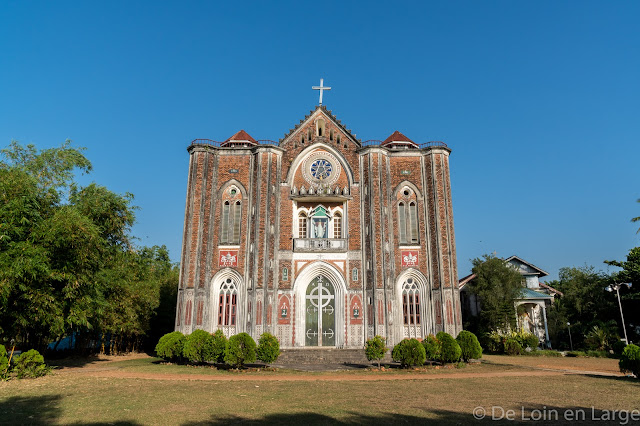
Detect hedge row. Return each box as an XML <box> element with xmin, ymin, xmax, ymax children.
<box><xmin>387</xmin><ymin>331</ymin><xmax>483</xmax><ymax>368</ymax></box>
<box><xmin>0</xmin><ymin>346</ymin><xmax>50</xmax><ymax>380</ymax></box>
<box><xmin>155</xmin><ymin>331</ymin><xmax>280</xmax><ymax>368</ymax></box>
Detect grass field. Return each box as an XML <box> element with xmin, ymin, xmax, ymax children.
<box><xmin>1</xmin><ymin>354</ymin><xmax>639</xmax><ymax>425</ymax></box>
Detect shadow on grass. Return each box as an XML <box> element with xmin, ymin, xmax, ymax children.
<box><xmin>182</xmin><ymin>411</ymin><xmax>472</xmax><ymax>425</ymax></box>
<box><xmin>182</xmin><ymin>405</ymin><xmax>640</xmax><ymax>425</ymax></box>
<box><xmin>0</xmin><ymin>395</ymin><xmax>141</xmax><ymax>425</ymax></box>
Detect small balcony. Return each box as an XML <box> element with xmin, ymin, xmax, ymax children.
<box><xmin>293</xmin><ymin>238</ymin><xmax>348</xmax><ymax>252</ymax></box>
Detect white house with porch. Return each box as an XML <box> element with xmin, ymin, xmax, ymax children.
<box><xmin>459</xmin><ymin>255</ymin><xmax>561</xmax><ymax>348</ymax></box>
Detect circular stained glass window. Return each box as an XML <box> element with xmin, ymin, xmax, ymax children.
<box><xmin>310</xmin><ymin>159</ymin><xmax>332</xmax><ymax>180</ymax></box>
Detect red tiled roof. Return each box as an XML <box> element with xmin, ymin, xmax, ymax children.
<box><xmin>540</xmin><ymin>282</ymin><xmax>564</xmax><ymax>297</ymax></box>
<box><xmin>225</xmin><ymin>129</ymin><xmax>257</xmax><ymax>144</ymax></box>
<box><xmin>382</xmin><ymin>130</ymin><xmax>414</xmax><ymax>145</ymax></box>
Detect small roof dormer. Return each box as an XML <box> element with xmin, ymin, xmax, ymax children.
<box><xmin>221</xmin><ymin>129</ymin><xmax>258</xmax><ymax>148</ymax></box>
<box><xmin>381</xmin><ymin>130</ymin><xmax>419</xmax><ymax>149</ymax></box>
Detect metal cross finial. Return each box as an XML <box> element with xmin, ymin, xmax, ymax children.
<box><xmin>312</xmin><ymin>78</ymin><xmax>331</xmax><ymax>105</ymax></box>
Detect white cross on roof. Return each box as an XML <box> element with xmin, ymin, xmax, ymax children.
<box><xmin>312</xmin><ymin>78</ymin><xmax>331</xmax><ymax>105</ymax></box>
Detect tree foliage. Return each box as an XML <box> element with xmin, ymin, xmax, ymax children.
<box><xmin>364</xmin><ymin>335</ymin><xmax>388</xmax><ymax>368</ymax></box>
<box><xmin>0</xmin><ymin>141</ymin><xmax>177</xmax><ymax>353</ymax></box>
<box><xmin>224</xmin><ymin>333</ymin><xmax>257</xmax><ymax>368</ymax></box>
<box><xmin>468</xmin><ymin>254</ymin><xmax>523</xmax><ymax>333</ymax></box>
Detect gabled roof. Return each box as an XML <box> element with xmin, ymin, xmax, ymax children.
<box><xmin>279</xmin><ymin>105</ymin><xmax>361</xmax><ymax>146</ymax></box>
<box><xmin>224</xmin><ymin>129</ymin><xmax>257</xmax><ymax>145</ymax></box>
<box><xmin>382</xmin><ymin>130</ymin><xmax>417</xmax><ymax>147</ymax></box>
<box><xmin>505</xmin><ymin>255</ymin><xmax>548</xmax><ymax>278</ymax></box>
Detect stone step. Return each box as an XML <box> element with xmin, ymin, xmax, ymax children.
<box><xmin>275</xmin><ymin>348</ymin><xmax>393</xmax><ymax>365</ymax></box>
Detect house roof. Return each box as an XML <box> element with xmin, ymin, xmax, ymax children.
<box><xmin>224</xmin><ymin>129</ymin><xmax>257</xmax><ymax>144</ymax></box>
<box><xmin>518</xmin><ymin>287</ymin><xmax>554</xmax><ymax>300</ymax></box>
<box><xmin>505</xmin><ymin>255</ymin><xmax>549</xmax><ymax>277</ymax></box>
<box><xmin>539</xmin><ymin>282</ymin><xmax>564</xmax><ymax>297</ymax></box>
<box><xmin>458</xmin><ymin>273</ymin><xmax>476</xmax><ymax>289</ymax></box>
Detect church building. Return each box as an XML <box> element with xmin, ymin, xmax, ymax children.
<box><xmin>175</xmin><ymin>87</ymin><xmax>462</xmax><ymax>348</ymax></box>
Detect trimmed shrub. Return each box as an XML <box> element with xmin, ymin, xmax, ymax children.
<box><xmin>256</xmin><ymin>332</ymin><xmax>280</xmax><ymax>365</ymax></box>
<box><xmin>155</xmin><ymin>331</ymin><xmax>186</xmax><ymax>362</ymax></box>
<box><xmin>13</xmin><ymin>349</ymin><xmax>50</xmax><ymax>379</ymax></box>
<box><xmin>364</xmin><ymin>335</ymin><xmax>388</xmax><ymax>368</ymax></box>
<box><xmin>0</xmin><ymin>345</ymin><xmax>9</xmax><ymax>379</ymax></box>
<box><xmin>524</xmin><ymin>349</ymin><xmax>562</xmax><ymax>357</ymax></box>
<box><xmin>612</xmin><ymin>340</ymin><xmax>627</xmax><ymax>356</ymax></box>
<box><xmin>225</xmin><ymin>333</ymin><xmax>257</xmax><ymax>368</ymax></box>
<box><xmin>456</xmin><ymin>330</ymin><xmax>482</xmax><ymax>362</ymax></box>
<box><xmin>422</xmin><ymin>334</ymin><xmax>441</xmax><ymax>361</ymax></box>
<box><xmin>566</xmin><ymin>351</ymin><xmax>586</xmax><ymax>358</ymax></box>
<box><xmin>183</xmin><ymin>330</ymin><xmax>217</xmax><ymax>364</ymax></box>
<box><xmin>619</xmin><ymin>344</ymin><xmax>640</xmax><ymax>377</ymax></box>
<box><xmin>504</xmin><ymin>339</ymin><xmax>523</xmax><ymax>356</ymax></box>
<box><xmin>392</xmin><ymin>338</ymin><xmax>426</xmax><ymax>368</ymax></box>
<box><xmin>437</xmin><ymin>332</ymin><xmax>462</xmax><ymax>364</ymax></box>
<box><xmin>210</xmin><ymin>330</ymin><xmax>228</xmax><ymax>363</ymax></box>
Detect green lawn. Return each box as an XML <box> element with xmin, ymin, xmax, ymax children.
<box><xmin>1</xmin><ymin>355</ymin><xmax>638</xmax><ymax>425</ymax></box>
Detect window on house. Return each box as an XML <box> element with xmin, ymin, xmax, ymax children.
<box><xmin>402</xmin><ymin>279</ymin><xmax>420</xmax><ymax>325</ymax></box>
<box><xmin>298</xmin><ymin>212</ymin><xmax>307</xmax><ymax>238</ymax></box>
<box><xmin>352</xmin><ymin>268</ymin><xmax>358</xmax><ymax>281</ymax></box>
<box><xmin>221</xmin><ymin>199</ymin><xmax>241</xmax><ymax>244</ymax></box>
<box><xmin>282</xmin><ymin>267</ymin><xmax>288</xmax><ymax>281</ymax></box>
<box><xmin>409</xmin><ymin>202</ymin><xmax>418</xmax><ymax>244</ymax></box>
<box><xmin>333</xmin><ymin>211</ymin><xmax>342</xmax><ymax>239</ymax></box>
<box><xmin>218</xmin><ymin>278</ymin><xmax>237</xmax><ymax>327</ymax></box>
<box><xmin>398</xmin><ymin>202</ymin><xmax>407</xmax><ymax>244</ymax></box>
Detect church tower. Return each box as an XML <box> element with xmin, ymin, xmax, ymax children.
<box><xmin>175</xmin><ymin>94</ymin><xmax>462</xmax><ymax>348</ymax></box>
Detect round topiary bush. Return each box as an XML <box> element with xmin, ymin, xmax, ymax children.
<box><xmin>612</xmin><ymin>340</ymin><xmax>627</xmax><ymax>356</ymax></box>
<box><xmin>422</xmin><ymin>334</ymin><xmax>441</xmax><ymax>361</ymax></box>
<box><xmin>504</xmin><ymin>338</ymin><xmax>523</xmax><ymax>356</ymax></box>
<box><xmin>183</xmin><ymin>330</ymin><xmax>217</xmax><ymax>364</ymax></box>
<box><xmin>391</xmin><ymin>338</ymin><xmax>426</xmax><ymax>368</ymax></box>
<box><xmin>436</xmin><ymin>332</ymin><xmax>462</xmax><ymax>364</ymax></box>
<box><xmin>256</xmin><ymin>332</ymin><xmax>280</xmax><ymax>365</ymax></box>
<box><xmin>456</xmin><ymin>330</ymin><xmax>483</xmax><ymax>362</ymax></box>
<box><xmin>364</xmin><ymin>335</ymin><xmax>388</xmax><ymax>368</ymax></box>
<box><xmin>619</xmin><ymin>344</ymin><xmax>640</xmax><ymax>378</ymax></box>
<box><xmin>0</xmin><ymin>345</ymin><xmax>9</xmax><ymax>379</ymax></box>
<box><xmin>155</xmin><ymin>331</ymin><xmax>186</xmax><ymax>362</ymax></box>
<box><xmin>210</xmin><ymin>329</ymin><xmax>228</xmax><ymax>363</ymax></box>
<box><xmin>225</xmin><ymin>332</ymin><xmax>257</xmax><ymax>368</ymax></box>
<box><xmin>13</xmin><ymin>349</ymin><xmax>49</xmax><ymax>378</ymax></box>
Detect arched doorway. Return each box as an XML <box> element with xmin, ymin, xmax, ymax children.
<box><xmin>305</xmin><ymin>275</ymin><xmax>336</xmax><ymax>346</ymax></box>
<box><xmin>293</xmin><ymin>261</ymin><xmax>347</xmax><ymax>347</ymax></box>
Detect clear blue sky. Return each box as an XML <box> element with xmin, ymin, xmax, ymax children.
<box><xmin>1</xmin><ymin>1</ymin><xmax>639</xmax><ymax>281</ymax></box>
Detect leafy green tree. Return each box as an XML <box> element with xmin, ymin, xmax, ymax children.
<box><xmin>468</xmin><ymin>254</ymin><xmax>523</xmax><ymax>333</ymax></box>
<box><xmin>224</xmin><ymin>333</ymin><xmax>257</xmax><ymax>368</ymax></box>
<box><xmin>0</xmin><ymin>141</ymin><xmax>177</xmax><ymax>354</ymax></box>
<box><xmin>364</xmin><ymin>335</ymin><xmax>388</xmax><ymax>368</ymax></box>
<box><xmin>256</xmin><ymin>332</ymin><xmax>280</xmax><ymax>365</ymax></box>
<box><xmin>545</xmin><ymin>266</ymin><xmax>615</xmax><ymax>349</ymax></box>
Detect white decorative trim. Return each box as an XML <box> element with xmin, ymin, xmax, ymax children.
<box><xmin>302</xmin><ymin>151</ymin><xmax>342</xmax><ymax>187</ymax></box>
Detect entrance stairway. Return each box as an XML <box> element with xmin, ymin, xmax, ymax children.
<box><xmin>274</xmin><ymin>348</ymin><xmax>393</xmax><ymax>366</ymax></box>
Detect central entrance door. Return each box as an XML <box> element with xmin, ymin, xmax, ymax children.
<box><xmin>305</xmin><ymin>275</ymin><xmax>335</xmax><ymax>346</ymax></box>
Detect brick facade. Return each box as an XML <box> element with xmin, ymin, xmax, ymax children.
<box><xmin>175</xmin><ymin>106</ymin><xmax>463</xmax><ymax>346</ymax></box>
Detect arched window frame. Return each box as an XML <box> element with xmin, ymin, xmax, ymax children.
<box><xmin>220</xmin><ymin>186</ymin><xmax>243</xmax><ymax>245</ymax></box>
<box><xmin>217</xmin><ymin>278</ymin><xmax>238</xmax><ymax>329</ymax></box>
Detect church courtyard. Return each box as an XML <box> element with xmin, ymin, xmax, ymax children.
<box><xmin>1</xmin><ymin>355</ymin><xmax>638</xmax><ymax>425</ymax></box>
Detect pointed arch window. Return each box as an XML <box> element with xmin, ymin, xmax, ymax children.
<box><xmin>398</xmin><ymin>201</ymin><xmax>419</xmax><ymax>245</ymax></box>
<box><xmin>402</xmin><ymin>278</ymin><xmax>422</xmax><ymax>339</ymax></box>
<box><xmin>333</xmin><ymin>211</ymin><xmax>342</xmax><ymax>239</ymax></box>
<box><xmin>220</xmin><ymin>200</ymin><xmax>242</xmax><ymax>244</ymax></box>
<box><xmin>398</xmin><ymin>202</ymin><xmax>407</xmax><ymax>244</ymax></box>
<box><xmin>298</xmin><ymin>211</ymin><xmax>307</xmax><ymax>238</ymax></box>
<box><xmin>217</xmin><ymin>278</ymin><xmax>238</xmax><ymax>336</ymax></box>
